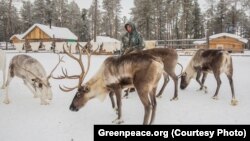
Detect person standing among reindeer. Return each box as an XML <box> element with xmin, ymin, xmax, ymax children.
<box><xmin>119</xmin><ymin>22</ymin><xmax>145</xmax><ymax>97</ymax></box>
<box><xmin>121</xmin><ymin>21</ymin><xmax>145</xmax><ymax>55</ymax></box>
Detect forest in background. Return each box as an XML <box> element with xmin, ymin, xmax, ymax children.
<box><xmin>1</xmin><ymin>0</ymin><xmax>250</xmax><ymax>42</ymax></box>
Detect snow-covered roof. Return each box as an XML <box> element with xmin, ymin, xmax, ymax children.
<box><xmin>193</xmin><ymin>40</ymin><xmax>206</xmax><ymax>45</ymax></box>
<box><xmin>22</xmin><ymin>23</ymin><xmax>78</xmax><ymax>40</ymax></box>
<box><xmin>91</xmin><ymin>36</ymin><xmax>120</xmax><ymax>43</ymax></box>
<box><xmin>210</xmin><ymin>33</ymin><xmax>248</xmax><ymax>43</ymax></box>
<box><xmin>10</xmin><ymin>34</ymin><xmax>24</xmax><ymax>40</ymax></box>
<box><xmin>193</xmin><ymin>33</ymin><xmax>248</xmax><ymax>45</ymax></box>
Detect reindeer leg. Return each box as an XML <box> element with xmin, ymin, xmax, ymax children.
<box><xmin>24</xmin><ymin>80</ymin><xmax>38</xmax><ymax>98</ymax></box>
<box><xmin>3</xmin><ymin>74</ymin><xmax>13</xmax><ymax>104</ymax></box>
<box><xmin>1</xmin><ymin>63</ymin><xmax>6</xmax><ymax>89</ymax></box>
<box><xmin>109</xmin><ymin>91</ymin><xmax>117</xmax><ymax>112</ymax></box>
<box><xmin>195</xmin><ymin>70</ymin><xmax>203</xmax><ymax>91</ymax></box>
<box><xmin>112</xmin><ymin>87</ymin><xmax>124</xmax><ymax>124</ymax></box>
<box><xmin>149</xmin><ymin>87</ymin><xmax>157</xmax><ymax>124</ymax></box>
<box><xmin>212</xmin><ymin>73</ymin><xmax>221</xmax><ymax>100</ymax></box>
<box><xmin>123</xmin><ymin>88</ymin><xmax>130</xmax><ymax>99</ymax></box>
<box><xmin>226</xmin><ymin>73</ymin><xmax>238</xmax><ymax>106</ymax></box>
<box><xmin>38</xmin><ymin>89</ymin><xmax>49</xmax><ymax>105</ymax></box>
<box><xmin>156</xmin><ymin>73</ymin><xmax>169</xmax><ymax>98</ymax></box>
<box><xmin>201</xmin><ymin>72</ymin><xmax>208</xmax><ymax>93</ymax></box>
<box><xmin>136</xmin><ymin>86</ymin><xmax>152</xmax><ymax>125</ymax></box>
<box><xmin>169</xmin><ymin>72</ymin><xmax>178</xmax><ymax>101</ymax></box>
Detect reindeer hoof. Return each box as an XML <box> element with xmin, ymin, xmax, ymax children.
<box><xmin>231</xmin><ymin>99</ymin><xmax>238</xmax><ymax>106</ymax></box>
<box><xmin>3</xmin><ymin>99</ymin><xmax>10</xmax><ymax>104</ymax></box>
<box><xmin>212</xmin><ymin>96</ymin><xmax>218</xmax><ymax>100</ymax></box>
<box><xmin>156</xmin><ymin>95</ymin><xmax>162</xmax><ymax>98</ymax></box>
<box><xmin>41</xmin><ymin>101</ymin><xmax>49</xmax><ymax>105</ymax></box>
<box><xmin>33</xmin><ymin>95</ymin><xmax>39</xmax><ymax>98</ymax></box>
<box><xmin>123</xmin><ymin>95</ymin><xmax>129</xmax><ymax>99</ymax></box>
<box><xmin>112</xmin><ymin>118</ymin><xmax>124</xmax><ymax>124</ymax></box>
<box><xmin>113</xmin><ymin>107</ymin><xmax>118</xmax><ymax>114</ymax></box>
<box><xmin>170</xmin><ymin>97</ymin><xmax>178</xmax><ymax>101</ymax></box>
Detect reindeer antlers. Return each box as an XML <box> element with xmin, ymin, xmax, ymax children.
<box><xmin>47</xmin><ymin>54</ymin><xmax>64</xmax><ymax>80</ymax></box>
<box><xmin>54</xmin><ymin>42</ymin><xmax>92</xmax><ymax>92</ymax></box>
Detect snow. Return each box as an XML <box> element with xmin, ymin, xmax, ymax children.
<box><xmin>10</xmin><ymin>34</ymin><xmax>24</xmax><ymax>40</ymax></box>
<box><xmin>209</xmin><ymin>33</ymin><xmax>248</xmax><ymax>43</ymax></box>
<box><xmin>21</xmin><ymin>24</ymin><xmax>78</xmax><ymax>40</ymax></box>
<box><xmin>1</xmin><ymin>51</ymin><xmax>250</xmax><ymax>141</ymax></box>
<box><xmin>193</xmin><ymin>40</ymin><xmax>206</xmax><ymax>45</ymax></box>
<box><xmin>91</xmin><ymin>36</ymin><xmax>121</xmax><ymax>43</ymax></box>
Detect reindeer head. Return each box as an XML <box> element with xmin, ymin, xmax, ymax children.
<box><xmin>53</xmin><ymin>42</ymin><xmax>93</xmax><ymax>111</ymax></box>
<box><xmin>24</xmin><ymin>55</ymin><xmax>64</xmax><ymax>100</ymax></box>
<box><xmin>69</xmin><ymin>85</ymin><xmax>91</xmax><ymax>111</ymax></box>
<box><xmin>180</xmin><ymin>72</ymin><xmax>190</xmax><ymax>89</ymax></box>
<box><xmin>180</xmin><ymin>65</ymin><xmax>197</xmax><ymax>89</ymax></box>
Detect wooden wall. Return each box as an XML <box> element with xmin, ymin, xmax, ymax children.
<box><xmin>11</xmin><ymin>36</ymin><xmax>23</xmax><ymax>43</ymax></box>
<box><xmin>197</xmin><ymin>36</ymin><xmax>245</xmax><ymax>53</ymax></box>
<box><xmin>24</xmin><ymin>26</ymin><xmax>50</xmax><ymax>41</ymax></box>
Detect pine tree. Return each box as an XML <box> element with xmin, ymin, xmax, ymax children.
<box><xmin>67</xmin><ymin>1</ymin><xmax>82</xmax><ymax>38</ymax></box>
<box><xmin>192</xmin><ymin>0</ymin><xmax>203</xmax><ymax>38</ymax></box>
<box><xmin>131</xmin><ymin>0</ymin><xmax>155</xmax><ymax>40</ymax></box>
<box><xmin>21</xmin><ymin>0</ymin><xmax>33</xmax><ymax>31</ymax></box>
<box><xmin>0</xmin><ymin>0</ymin><xmax>8</xmax><ymax>41</ymax></box>
<box><xmin>214</xmin><ymin>0</ymin><xmax>228</xmax><ymax>33</ymax></box>
<box><xmin>102</xmin><ymin>0</ymin><xmax>122</xmax><ymax>38</ymax></box>
<box><xmin>80</xmin><ymin>8</ymin><xmax>91</xmax><ymax>41</ymax></box>
<box><xmin>88</xmin><ymin>0</ymin><xmax>102</xmax><ymax>40</ymax></box>
<box><xmin>33</xmin><ymin>0</ymin><xmax>46</xmax><ymax>24</ymax></box>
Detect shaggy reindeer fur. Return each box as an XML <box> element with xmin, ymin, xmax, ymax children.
<box><xmin>4</xmin><ymin>55</ymin><xmax>60</xmax><ymax>105</ymax></box>
<box><xmin>69</xmin><ymin>52</ymin><xmax>164</xmax><ymax>124</ymax></box>
<box><xmin>180</xmin><ymin>49</ymin><xmax>237</xmax><ymax>105</ymax></box>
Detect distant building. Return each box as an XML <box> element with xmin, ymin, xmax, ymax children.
<box><xmin>194</xmin><ymin>33</ymin><xmax>248</xmax><ymax>53</ymax></box>
<box><xmin>10</xmin><ymin>34</ymin><xmax>24</xmax><ymax>43</ymax></box>
<box><xmin>10</xmin><ymin>23</ymin><xmax>78</xmax><ymax>43</ymax></box>
<box><xmin>90</xmin><ymin>36</ymin><xmax>121</xmax><ymax>53</ymax></box>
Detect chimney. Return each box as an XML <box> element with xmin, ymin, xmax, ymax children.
<box><xmin>49</xmin><ymin>18</ymin><xmax>52</xmax><ymax>29</ymax></box>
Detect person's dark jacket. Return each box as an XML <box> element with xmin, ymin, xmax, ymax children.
<box><xmin>121</xmin><ymin>22</ymin><xmax>144</xmax><ymax>54</ymax></box>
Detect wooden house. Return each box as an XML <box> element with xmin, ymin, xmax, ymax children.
<box><xmin>194</xmin><ymin>33</ymin><xmax>248</xmax><ymax>53</ymax></box>
<box><xmin>10</xmin><ymin>34</ymin><xmax>24</xmax><ymax>43</ymax></box>
<box><xmin>10</xmin><ymin>23</ymin><xmax>78</xmax><ymax>43</ymax></box>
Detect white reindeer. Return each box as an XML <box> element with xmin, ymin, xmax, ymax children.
<box><xmin>0</xmin><ymin>49</ymin><xmax>6</xmax><ymax>89</ymax></box>
<box><xmin>3</xmin><ymin>54</ymin><xmax>63</xmax><ymax>105</ymax></box>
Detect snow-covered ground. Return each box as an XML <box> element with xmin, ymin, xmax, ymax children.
<box><xmin>0</xmin><ymin>51</ymin><xmax>250</xmax><ymax>141</ymax></box>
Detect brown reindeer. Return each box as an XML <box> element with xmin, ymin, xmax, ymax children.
<box><xmin>109</xmin><ymin>48</ymin><xmax>182</xmax><ymax>110</ymax></box>
<box><xmin>55</xmin><ymin>43</ymin><xmax>164</xmax><ymax>124</ymax></box>
<box><xmin>180</xmin><ymin>49</ymin><xmax>238</xmax><ymax>105</ymax></box>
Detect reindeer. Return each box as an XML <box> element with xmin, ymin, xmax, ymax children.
<box><xmin>108</xmin><ymin>48</ymin><xmax>182</xmax><ymax>110</ymax></box>
<box><xmin>55</xmin><ymin>43</ymin><xmax>164</xmax><ymax>124</ymax></box>
<box><xmin>0</xmin><ymin>49</ymin><xmax>6</xmax><ymax>89</ymax></box>
<box><xmin>3</xmin><ymin>54</ymin><xmax>63</xmax><ymax>105</ymax></box>
<box><xmin>180</xmin><ymin>49</ymin><xmax>238</xmax><ymax>105</ymax></box>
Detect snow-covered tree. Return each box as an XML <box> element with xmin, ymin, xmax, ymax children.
<box><xmin>192</xmin><ymin>0</ymin><xmax>204</xmax><ymax>38</ymax></box>
<box><xmin>102</xmin><ymin>0</ymin><xmax>122</xmax><ymax>39</ymax></box>
<box><xmin>88</xmin><ymin>0</ymin><xmax>102</xmax><ymax>40</ymax></box>
<box><xmin>79</xmin><ymin>8</ymin><xmax>91</xmax><ymax>41</ymax></box>
<box><xmin>131</xmin><ymin>0</ymin><xmax>155</xmax><ymax>40</ymax></box>
<box><xmin>0</xmin><ymin>0</ymin><xmax>8</xmax><ymax>41</ymax></box>
<box><xmin>20</xmin><ymin>0</ymin><xmax>33</xmax><ymax>31</ymax></box>
<box><xmin>32</xmin><ymin>0</ymin><xmax>46</xmax><ymax>24</ymax></box>
<box><xmin>67</xmin><ymin>1</ymin><xmax>82</xmax><ymax>39</ymax></box>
